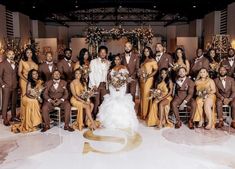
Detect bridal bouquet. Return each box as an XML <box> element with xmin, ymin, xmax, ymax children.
<box><xmin>30</xmin><ymin>87</ymin><xmax>45</xmax><ymax>103</ymax></box>
<box><xmin>110</xmin><ymin>71</ymin><xmax>129</xmax><ymax>91</ymax></box>
<box><xmin>196</xmin><ymin>88</ymin><xmax>210</xmax><ymax>100</ymax></box>
<box><xmin>138</xmin><ymin>69</ymin><xmax>148</xmax><ymax>82</ymax></box>
<box><xmin>80</xmin><ymin>88</ymin><xmax>96</xmax><ymax>102</ymax></box>
<box><xmin>149</xmin><ymin>88</ymin><xmax>163</xmax><ymax>100</ymax></box>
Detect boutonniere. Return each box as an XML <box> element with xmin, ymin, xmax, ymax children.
<box><xmin>166</xmin><ymin>58</ymin><xmax>168</xmax><ymax>61</ymax></box>
<box><xmin>134</xmin><ymin>59</ymin><xmax>136</xmax><ymax>62</ymax></box>
<box><xmin>63</xmin><ymin>86</ymin><xmax>66</xmax><ymax>89</ymax></box>
<box><xmin>185</xmin><ymin>84</ymin><xmax>188</xmax><ymax>90</ymax></box>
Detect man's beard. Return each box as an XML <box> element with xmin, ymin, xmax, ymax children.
<box><xmin>228</xmin><ymin>54</ymin><xmax>234</xmax><ymax>58</ymax></box>
<box><xmin>178</xmin><ymin>75</ymin><xmax>186</xmax><ymax>79</ymax></box>
<box><xmin>220</xmin><ymin>73</ymin><xmax>227</xmax><ymax>77</ymax></box>
<box><xmin>65</xmin><ymin>55</ymin><xmax>71</xmax><ymax>60</ymax></box>
<box><xmin>125</xmin><ymin>49</ymin><xmax>132</xmax><ymax>54</ymax></box>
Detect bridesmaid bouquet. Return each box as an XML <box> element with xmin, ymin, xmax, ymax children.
<box><xmin>138</xmin><ymin>69</ymin><xmax>148</xmax><ymax>82</ymax></box>
<box><xmin>110</xmin><ymin>71</ymin><xmax>129</xmax><ymax>91</ymax></box>
<box><xmin>169</xmin><ymin>63</ymin><xmax>180</xmax><ymax>71</ymax></box>
<box><xmin>80</xmin><ymin>65</ymin><xmax>91</xmax><ymax>82</ymax></box>
<box><xmin>30</xmin><ymin>87</ymin><xmax>45</xmax><ymax>103</ymax></box>
<box><xmin>80</xmin><ymin>88</ymin><xmax>96</xmax><ymax>102</ymax></box>
<box><xmin>196</xmin><ymin>88</ymin><xmax>210</xmax><ymax>100</ymax></box>
<box><xmin>149</xmin><ymin>88</ymin><xmax>163</xmax><ymax>100</ymax></box>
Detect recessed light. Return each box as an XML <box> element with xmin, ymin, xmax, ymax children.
<box><xmin>32</xmin><ymin>5</ymin><xmax>36</xmax><ymax>9</ymax></box>
<box><xmin>193</xmin><ymin>5</ymin><xmax>196</xmax><ymax>8</ymax></box>
<box><xmin>153</xmin><ymin>5</ymin><xmax>157</xmax><ymax>9</ymax></box>
<box><xmin>75</xmin><ymin>5</ymin><xmax>79</xmax><ymax>8</ymax></box>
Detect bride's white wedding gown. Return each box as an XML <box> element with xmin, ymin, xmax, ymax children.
<box><xmin>97</xmin><ymin>68</ymin><xmax>139</xmax><ymax>131</ymax></box>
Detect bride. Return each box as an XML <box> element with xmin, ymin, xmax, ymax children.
<box><xmin>97</xmin><ymin>55</ymin><xmax>139</xmax><ymax>131</ymax></box>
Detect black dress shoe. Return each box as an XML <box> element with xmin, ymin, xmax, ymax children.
<box><xmin>64</xmin><ymin>126</ymin><xmax>75</xmax><ymax>132</ymax></box>
<box><xmin>175</xmin><ymin>121</ymin><xmax>182</xmax><ymax>129</ymax></box>
<box><xmin>41</xmin><ymin>126</ymin><xmax>50</xmax><ymax>132</ymax></box>
<box><xmin>3</xmin><ymin>120</ymin><xmax>10</xmax><ymax>126</ymax></box>
<box><xmin>188</xmin><ymin>120</ymin><xmax>194</xmax><ymax>130</ymax></box>
<box><xmin>216</xmin><ymin>120</ymin><xmax>224</xmax><ymax>128</ymax></box>
<box><xmin>10</xmin><ymin>117</ymin><xmax>21</xmax><ymax>122</ymax></box>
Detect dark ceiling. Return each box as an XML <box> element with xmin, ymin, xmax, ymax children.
<box><xmin>0</xmin><ymin>0</ymin><xmax>235</xmax><ymax>25</ymax></box>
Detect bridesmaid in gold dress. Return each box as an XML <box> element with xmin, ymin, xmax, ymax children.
<box><xmin>74</xmin><ymin>48</ymin><xmax>91</xmax><ymax>70</ymax></box>
<box><xmin>139</xmin><ymin>46</ymin><xmax>158</xmax><ymax>119</ymax></box>
<box><xmin>206</xmin><ymin>48</ymin><xmax>220</xmax><ymax>79</ymax></box>
<box><xmin>172</xmin><ymin>48</ymin><xmax>190</xmax><ymax>75</ymax></box>
<box><xmin>146</xmin><ymin>68</ymin><xmax>173</xmax><ymax>128</ymax></box>
<box><xmin>18</xmin><ymin>48</ymin><xmax>39</xmax><ymax>97</ymax></box>
<box><xmin>193</xmin><ymin>68</ymin><xmax>216</xmax><ymax>129</ymax></box>
<box><xmin>70</xmin><ymin>68</ymin><xmax>97</xmax><ymax>131</ymax></box>
<box><xmin>12</xmin><ymin>69</ymin><xmax>43</xmax><ymax>133</ymax></box>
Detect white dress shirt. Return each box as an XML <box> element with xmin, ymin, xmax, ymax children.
<box><xmin>53</xmin><ymin>80</ymin><xmax>60</xmax><ymax>90</ymax></box>
<box><xmin>156</xmin><ymin>52</ymin><xmax>163</xmax><ymax>62</ymax></box>
<box><xmin>7</xmin><ymin>59</ymin><xmax>15</xmax><ymax>70</ymax></box>
<box><xmin>220</xmin><ymin>77</ymin><xmax>226</xmax><ymax>89</ymax></box>
<box><xmin>46</xmin><ymin>61</ymin><xmax>53</xmax><ymax>72</ymax></box>
<box><xmin>89</xmin><ymin>57</ymin><xmax>110</xmax><ymax>88</ymax></box>
<box><xmin>64</xmin><ymin>58</ymin><xmax>72</xmax><ymax>67</ymax></box>
<box><xmin>125</xmin><ymin>53</ymin><xmax>131</xmax><ymax>64</ymax></box>
<box><xmin>228</xmin><ymin>57</ymin><xmax>234</xmax><ymax>67</ymax></box>
<box><xmin>176</xmin><ymin>77</ymin><xmax>186</xmax><ymax>87</ymax></box>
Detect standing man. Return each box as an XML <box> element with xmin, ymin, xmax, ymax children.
<box><xmin>0</xmin><ymin>49</ymin><xmax>20</xmax><ymax>126</ymax></box>
<box><xmin>190</xmin><ymin>48</ymin><xmax>210</xmax><ymax>79</ymax></box>
<box><xmin>155</xmin><ymin>43</ymin><xmax>173</xmax><ymax>72</ymax></box>
<box><xmin>171</xmin><ymin>67</ymin><xmax>196</xmax><ymax>129</ymax></box>
<box><xmin>121</xmin><ymin>42</ymin><xmax>140</xmax><ymax>101</ymax></box>
<box><xmin>215</xmin><ymin>66</ymin><xmax>235</xmax><ymax>128</ymax></box>
<box><xmin>221</xmin><ymin>48</ymin><xmax>235</xmax><ymax>78</ymax></box>
<box><xmin>38</xmin><ymin>51</ymin><xmax>57</xmax><ymax>82</ymax></box>
<box><xmin>57</xmin><ymin>48</ymin><xmax>75</xmax><ymax>83</ymax></box>
<box><xmin>41</xmin><ymin>70</ymin><xmax>74</xmax><ymax>132</ymax></box>
<box><xmin>89</xmin><ymin>46</ymin><xmax>110</xmax><ymax>116</ymax></box>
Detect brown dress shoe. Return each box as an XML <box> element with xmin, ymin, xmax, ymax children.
<box><xmin>188</xmin><ymin>120</ymin><xmax>194</xmax><ymax>129</ymax></box>
<box><xmin>64</xmin><ymin>126</ymin><xmax>75</xmax><ymax>132</ymax></box>
<box><xmin>231</xmin><ymin>121</ymin><xmax>235</xmax><ymax>129</ymax></box>
<box><xmin>3</xmin><ymin>120</ymin><xmax>10</xmax><ymax>126</ymax></box>
<box><xmin>41</xmin><ymin>126</ymin><xmax>50</xmax><ymax>132</ymax></box>
<box><xmin>175</xmin><ymin>121</ymin><xmax>182</xmax><ymax>129</ymax></box>
<box><xmin>216</xmin><ymin>120</ymin><xmax>224</xmax><ymax>128</ymax></box>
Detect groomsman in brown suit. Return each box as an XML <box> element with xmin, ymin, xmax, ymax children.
<box><xmin>220</xmin><ymin>48</ymin><xmax>235</xmax><ymax>78</ymax></box>
<box><xmin>190</xmin><ymin>48</ymin><xmax>210</xmax><ymax>79</ymax></box>
<box><xmin>57</xmin><ymin>48</ymin><xmax>75</xmax><ymax>83</ymax></box>
<box><xmin>171</xmin><ymin>67</ymin><xmax>196</xmax><ymax>129</ymax></box>
<box><xmin>215</xmin><ymin>66</ymin><xmax>235</xmax><ymax>129</ymax></box>
<box><xmin>38</xmin><ymin>51</ymin><xmax>57</xmax><ymax>82</ymax></box>
<box><xmin>0</xmin><ymin>49</ymin><xmax>20</xmax><ymax>126</ymax></box>
<box><xmin>121</xmin><ymin>42</ymin><xmax>140</xmax><ymax>101</ymax></box>
<box><xmin>41</xmin><ymin>70</ymin><xmax>74</xmax><ymax>132</ymax></box>
<box><xmin>155</xmin><ymin>43</ymin><xmax>173</xmax><ymax>72</ymax></box>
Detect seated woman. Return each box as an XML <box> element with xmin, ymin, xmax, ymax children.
<box><xmin>11</xmin><ymin>69</ymin><xmax>43</xmax><ymax>133</ymax></box>
<box><xmin>146</xmin><ymin>68</ymin><xmax>173</xmax><ymax>128</ymax></box>
<box><xmin>193</xmin><ymin>68</ymin><xmax>217</xmax><ymax>130</ymax></box>
<box><xmin>70</xmin><ymin>68</ymin><xmax>97</xmax><ymax>131</ymax></box>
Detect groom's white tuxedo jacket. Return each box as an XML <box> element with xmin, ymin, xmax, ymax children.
<box><xmin>89</xmin><ymin>57</ymin><xmax>110</xmax><ymax>88</ymax></box>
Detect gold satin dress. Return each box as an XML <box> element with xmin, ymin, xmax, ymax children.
<box><xmin>193</xmin><ymin>79</ymin><xmax>217</xmax><ymax>128</ymax></box>
<box><xmin>139</xmin><ymin>60</ymin><xmax>158</xmax><ymax>119</ymax></box>
<box><xmin>11</xmin><ymin>81</ymin><xmax>43</xmax><ymax>133</ymax></box>
<box><xmin>146</xmin><ymin>81</ymin><xmax>173</xmax><ymax>127</ymax></box>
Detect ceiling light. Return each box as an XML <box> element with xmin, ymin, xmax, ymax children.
<box><xmin>32</xmin><ymin>5</ymin><xmax>36</xmax><ymax>9</ymax></box>
<box><xmin>153</xmin><ymin>5</ymin><xmax>157</xmax><ymax>9</ymax></box>
<box><xmin>193</xmin><ymin>5</ymin><xmax>196</xmax><ymax>8</ymax></box>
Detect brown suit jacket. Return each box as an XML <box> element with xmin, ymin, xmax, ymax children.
<box><xmin>43</xmin><ymin>80</ymin><xmax>69</xmax><ymax>101</ymax></box>
<box><xmin>174</xmin><ymin>77</ymin><xmax>195</xmax><ymax>102</ymax></box>
<box><xmin>57</xmin><ymin>59</ymin><xmax>75</xmax><ymax>82</ymax></box>
<box><xmin>38</xmin><ymin>62</ymin><xmax>57</xmax><ymax>82</ymax></box>
<box><xmin>0</xmin><ymin>60</ymin><xmax>18</xmax><ymax>89</ymax></box>
<box><xmin>214</xmin><ymin>76</ymin><xmax>235</xmax><ymax>100</ymax></box>
<box><xmin>220</xmin><ymin>59</ymin><xmax>235</xmax><ymax>77</ymax></box>
<box><xmin>190</xmin><ymin>56</ymin><xmax>209</xmax><ymax>78</ymax></box>
<box><xmin>156</xmin><ymin>53</ymin><xmax>173</xmax><ymax>71</ymax></box>
<box><xmin>121</xmin><ymin>52</ymin><xmax>140</xmax><ymax>79</ymax></box>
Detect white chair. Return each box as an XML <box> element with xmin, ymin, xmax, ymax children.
<box><xmin>49</xmin><ymin>107</ymin><xmax>62</xmax><ymax>127</ymax></box>
<box><xmin>70</xmin><ymin>107</ymin><xmax>78</xmax><ymax>123</ymax></box>
<box><xmin>179</xmin><ymin>105</ymin><xmax>190</xmax><ymax>123</ymax></box>
<box><xmin>222</xmin><ymin>105</ymin><xmax>232</xmax><ymax>124</ymax></box>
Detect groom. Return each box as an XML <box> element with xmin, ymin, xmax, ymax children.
<box><xmin>89</xmin><ymin>46</ymin><xmax>110</xmax><ymax>117</ymax></box>
<box><xmin>121</xmin><ymin>42</ymin><xmax>140</xmax><ymax>101</ymax></box>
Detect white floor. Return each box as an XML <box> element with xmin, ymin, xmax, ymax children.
<box><xmin>0</xmin><ymin>120</ymin><xmax>235</xmax><ymax>169</ymax></box>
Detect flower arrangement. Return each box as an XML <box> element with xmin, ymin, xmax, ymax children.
<box><xmin>80</xmin><ymin>88</ymin><xmax>96</xmax><ymax>102</ymax></box>
<box><xmin>149</xmin><ymin>89</ymin><xmax>163</xmax><ymax>100</ymax></box>
<box><xmin>110</xmin><ymin>71</ymin><xmax>129</xmax><ymax>91</ymax></box>
<box><xmin>138</xmin><ymin>69</ymin><xmax>148</xmax><ymax>82</ymax></box>
<box><xmin>86</xmin><ymin>27</ymin><xmax>104</xmax><ymax>46</ymax></box>
<box><xmin>196</xmin><ymin>88</ymin><xmax>210</xmax><ymax>100</ymax></box>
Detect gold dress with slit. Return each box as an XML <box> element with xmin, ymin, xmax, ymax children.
<box><xmin>11</xmin><ymin>80</ymin><xmax>43</xmax><ymax>133</ymax></box>
<box><xmin>193</xmin><ymin>79</ymin><xmax>216</xmax><ymax>128</ymax></box>
<box><xmin>139</xmin><ymin>60</ymin><xmax>158</xmax><ymax>119</ymax></box>
<box><xmin>146</xmin><ymin>81</ymin><xmax>173</xmax><ymax>127</ymax></box>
